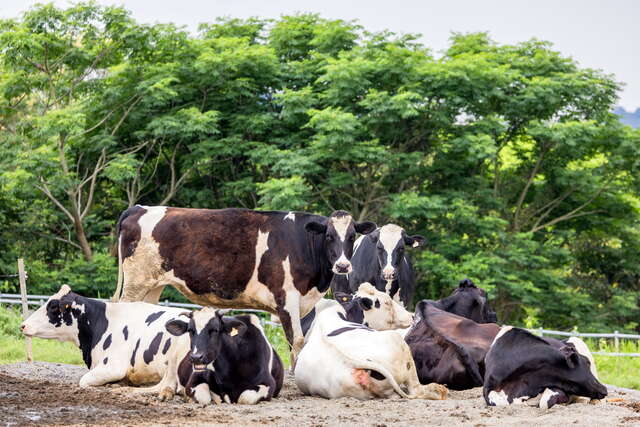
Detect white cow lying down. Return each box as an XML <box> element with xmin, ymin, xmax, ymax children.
<box><xmin>21</xmin><ymin>284</ymin><xmax>189</xmax><ymax>398</ymax></box>
<box><xmin>294</xmin><ymin>298</ymin><xmax>448</xmax><ymax>400</ymax></box>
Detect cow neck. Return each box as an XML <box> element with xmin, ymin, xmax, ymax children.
<box><xmin>70</xmin><ymin>294</ymin><xmax>109</xmax><ymax>369</ymax></box>
<box><xmin>304</xmin><ymin>217</ymin><xmax>333</xmax><ymax>293</ymax></box>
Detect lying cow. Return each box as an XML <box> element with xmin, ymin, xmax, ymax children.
<box><xmin>113</xmin><ymin>206</ymin><xmax>375</xmax><ymax>361</ymax></box>
<box><xmin>301</xmin><ymin>282</ymin><xmax>414</xmax><ymax>336</ymax></box>
<box><xmin>332</xmin><ymin>224</ymin><xmax>424</xmax><ymax>307</ymax></box>
<box><xmin>166</xmin><ymin>308</ymin><xmax>284</xmax><ymax>405</ymax></box>
<box><xmin>483</xmin><ymin>327</ymin><xmax>607</xmax><ymax>408</ymax></box>
<box><xmin>405</xmin><ymin>301</ymin><xmax>500</xmax><ymax>390</ymax></box>
<box><xmin>425</xmin><ymin>278</ymin><xmax>497</xmax><ymax>323</ymax></box>
<box><xmin>295</xmin><ymin>297</ymin><xmax>447</xmax><ymax>400</ymax></box>
<box><xmin>21</xmin><ymin>284</ymin><xmax>189</xmax><ymax>395</ymax></box>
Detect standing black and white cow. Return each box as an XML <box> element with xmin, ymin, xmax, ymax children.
<box><xmin>425</xmin><ymin>279</ymin><xmax>497</xmax><ymax>323</ymax></box>
<box><xmin>165</xmin><ymin>308</ymin><xmax>284</xmax><ymax>405</ymax></box>
<box><xmin>21</xmin><ymin>284</ymin><xmax>189</xmax><ymax>396</ymax></box>
<box><xmin>483</xmin><ymin>327</ymin><xmax>607</xmax><ymax>408</ymax></box>
<box><xmin>332</xmin><ymin>224</ymin><xmax>425</xmax><ymax>307</ymax></box>
<box><xmin>112</xmin><ymin>206</ymin><xmax>376</xmax><ymax>360</ymax></box>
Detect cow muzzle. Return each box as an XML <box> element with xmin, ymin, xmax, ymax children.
<box><xmin>190</xmin><ymin>353</ymin><xmax>208</xmax><ymax>371</ymax></box>
<box><xmin>333</xmin><ymin>261</ymin><xmax>352</xmax><ymax>275</ymax></box>
<box><xmin>20</xmin><ymin>323</ymin><xmax>34</xmax><ymax>337</ymax></box>
<box><xmin>382</xmin><ymin>268</ymin><xmax>396</xmax><ymax>281</ymax></box>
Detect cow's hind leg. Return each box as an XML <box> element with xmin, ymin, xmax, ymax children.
<box><xmin>143</xmin><ymin>285</ymin><xmax>165</xmax><ymax>304</ymax></box>
<box><xmin>79</xmin><ymin>365</ymin><xmax>127</xmax><ymax>388</ymax></box>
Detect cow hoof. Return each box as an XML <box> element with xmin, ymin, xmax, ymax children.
<box><xmin>159</xmin><ymin>387</ymin><xmax>174</xmax><ymax>401</ymax></box>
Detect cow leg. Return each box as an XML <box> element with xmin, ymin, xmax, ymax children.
<box><xmin>120</xmin><ymin>279</ymin><xmax>157</xmax><ymax>302</ymax></box>
<box><xmin>237</xmin><ymin>384</ymin><xmax>272</xmax><ymax>405</ymax></box>
<box><xmin>278</xmin><ymin>291</ymin><xmax>304</xmax><ymax>369</ymax></box>
<box><xmin>143</xmin><ymin>285</ymin><xmax>165</xmax><ymax>304</ymax></box>
<box><xmin>79</xmin><ymin>365</ymin><xmax>127</xmax><ymax>388</ymax></box>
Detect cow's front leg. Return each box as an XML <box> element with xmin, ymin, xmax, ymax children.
<box><xmin>79</xmin><ymin>365</ymin><xmax>127</xmax><ymax>388</ymax></box>
<box><xmin>277</xmin><ymin>291</ymin><xmax>304</xmax><ymax>369</ymax></box>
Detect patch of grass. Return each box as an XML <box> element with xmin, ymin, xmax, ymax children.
<box><xmin>0</xmin><ymin>336</ymin><xmax>84</xmax><ymax>365</ymax></box>
<box><xmin>264</xmin><ymin>323</ymin><xmax>291</xmax><ymax>368</ymax></box>
<box><xmin>585</xmin><ymin>338</ymin><xmax>640</xmax><ymax>390</ymax></box>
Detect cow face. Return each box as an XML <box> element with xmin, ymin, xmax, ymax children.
<box><xmin>20</xmin><ymin>284</ymin><xmax>80</xmax><ymax>343</ymax></box>
<box><xmin>335</xmin><ymin>282</ymin><xmax>413</xmax><ymax>330</ymax></box>
<box><xmin>549</xmin><ymin>343</ymin><xmax>608</xmax><ymax>399</ymax></box>
<box><xmin>443</xmin><ymin>279</ymin><xmax>497</xmax><ymax>323</ymax></box>
<box><xmin>305</xmin><ymin>210</ymin><xmax>376</xmax><ymax>275</ymax></box>
<box><xmin>166</xmin><ymin>308</ymin><xmax>246</xmax><ymax>371</ymax></box>
<box><xmin>367</xmin><ymin>224</ymin><xmax>424</xmax><ymax>281</ymax></box>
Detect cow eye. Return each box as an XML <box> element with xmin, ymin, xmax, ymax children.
<box><xmin>326</xmin><ymin>235</ymin><xmax>334</xmax><ymax>242</ymax></box>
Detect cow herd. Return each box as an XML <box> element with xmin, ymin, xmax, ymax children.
<box><xmin>20</xmin><ymin>205</ymin><xmax>608</xmax><ymax>411</ymax></box>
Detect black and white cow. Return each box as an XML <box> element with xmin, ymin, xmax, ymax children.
<box><xmin>426</xmin><ymin>279</ymin><xmax>497</xmax><ymax>323</ymax></box>
<box><xmin>294</xmin><ymin>298</ymin><xmax>447</xmax><ymax>400</ymax></box>
<box><xmin>112</xmin><ymin>206</ymin><xmax>376</xmax><ymax>360</ymax></box>
<box><xmin>301</xmin><ymin>282</ymin><xmax>414</xmax><ymax>337</ymax></box>
<box><xmin>483</xmin><ymin>327</ymin><xmax>607</xmax><ymax>408</ymax></box>
<box><xmin>165</xmin><ymin>308</ymin><xmax>284</xmax><ymax>405</ymax></box>
<box><xmin>332</xmin><ymin>224</ymin><xmax>425</xmax><ymax>307</ymax></box>
<box><xmin>404</xmin><ymin>301</ymin><xmax>500</xmax><ymax>390</ymax></box>
<box><xmin>21</xmin><ymin>285</ymin><xmax>189</xmax><ymax>396</ymax></box>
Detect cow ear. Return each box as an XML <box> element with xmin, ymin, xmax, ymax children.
<box><xmin>222</xmin><ymin>318</ymin><xmax>247</xmax><ymax>337</ymax></box>
<box><xmin>355</xmin><ymin>221</ymin><xmax>376</xmax><ymax>235</ymax></box>
<box><xmin>560</xmin><ymin>345</ymin><xmax>579</xmax><ymax>369</ymax></box>
<box><xmin>334</xmin><ymin>292</ymin><xmax>353</xmax><ymax>304</ymax></box>
<box><xmin>358</xmin><ymin>297</ymin><xmax>373</xmax><ymax>311</ymax></box>
<box><xmin>404</xmin><ymin>235</ymin><xmax>425</xmax><ymax>248</ymax></box>
<box><xmin>305</xmin><ymin>221</ymin><xmax>327</xmax><ymax>234</ymax></box>
<box><xmin>166</xmin><ymin>319</ymin><xmax>189</xmax><ymax>336</ymax></box>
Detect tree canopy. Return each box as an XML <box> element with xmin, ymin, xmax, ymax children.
<box><xmin>1</xmin><ymin>3</ymin><xmax>638</xmax><ymax>331</ymax></box>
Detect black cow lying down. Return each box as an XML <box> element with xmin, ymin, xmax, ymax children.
<box><xmin>405</xmin><ymin>301</ymin><xmax>500</xmax><ymax>390</ymax></box>
<box><xmin>426</xmin><ymin>279</ymin><xmax>497</xmax><ymax>323</ymax></box>
<box><xmin>166</xmin><ymin>308</ymin><xmax>284</xmax><ymax>405</ymax></box>
<box><xmin>484</xmin><ymin>327</ymin><xmax>607</xmax><ymax>408</ymax></box>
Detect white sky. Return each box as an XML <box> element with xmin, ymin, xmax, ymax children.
<box><xmin>2</xmin><ymin>0</ymin><xmax>638</xmax><ymax>111</ymax></box>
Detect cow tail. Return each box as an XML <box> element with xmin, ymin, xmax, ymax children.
<box><xmin>111</xmin><ymin>234</ymin><xmax>124</xmax><ymax>302</ymax></box>
<box><xmin>318</xmin><ymin>321</ymin><xmax>412</xmax><ymax>399</ymax></box>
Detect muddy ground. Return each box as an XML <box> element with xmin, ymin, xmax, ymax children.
<box><xmin>0</xmin><ymin>362</ymin><xmax>639</xmax><ymax>426</ymax></box>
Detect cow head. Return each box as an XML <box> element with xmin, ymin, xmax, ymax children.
<box><xmin>550</xmin><ymin>343</ymin><xmax>608</xmax><ymax>400</ymax></box>
<box><xmin>165</xmin><ymin>308</ymin><xmax>246</xmax><ymax>371</ymax></box>
<box><xmin>367</xmin><ymin>224</ymin><xmax>425</xmax><ymax>281</ymax></box>
<box><xmin>305</xmin><ymin>210</ymin><xmax>376</xmax><ymax>275</ymax></box>
<box><xmin>439</xmin><ymin>279</ymin><xmax>497</xmax><ymax>323</ymax></box>
<box><xmin>335</xmin><ymin>282</ymin><xmax>413</xmax><ymax>329</ymax></box>
<box><xmin>20</xmin><ymin>284</ymin><xmax>82</xmax><ymax>344</ymax></box>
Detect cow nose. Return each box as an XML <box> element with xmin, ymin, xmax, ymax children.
<box><xmin>334</xmin><ymin>262</ymin><xmax>351</xmax><ymax>274</ymax></box>
<box><xmin>20</xmin><ymin>323</ymin><xmax>26</xmax><ymax>331</ymax></box>
<box><xmin>382</xmin><ymin>268</ymin><xmax>396</xmax><ymax>280</ymax></box>
<box><xmin>190</xmin><ymin>353</ymin><xmax>204</xmax><ymax>364</ymax></box>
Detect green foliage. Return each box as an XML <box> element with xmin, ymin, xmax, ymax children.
<box><xmin>0</xmin><ymin>4</ymin><xmax>638</xmax><ymax>333</ymax></box>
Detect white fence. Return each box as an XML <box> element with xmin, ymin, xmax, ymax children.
<box><xmin>2</xmin><ymin>293</ymin><xmax>639</xmax><ymax>356</ymax></box>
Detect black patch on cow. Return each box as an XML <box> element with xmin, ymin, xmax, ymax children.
<box><xmin>374</xmin><ymin>299</ymin><xmax>380</xmax><ymax>308</ymax></box>
<box><xmin>56</xmin><ymin>292</ymin><xmax>109</xmax><ymax>369</ymax></box>
<box><xmin>143</xmin><ymin>332</ymin><xmax>164</xmax><ymax>364</ymax></box>
<box><xmin>131</xmin><ymin>338</ymin><xmax>141</xmax><ymax>366</ymax></box>
<box><xmin>369</xmin><ymin>370</ymin><xmax>385</xmax><ymax>380</ymax></box>
<box><xmin>123</xmin><ymin>325</ymin><xmax>129</xmax><ymax>340</ymax></box>
<box><xmin>162</xmin><ymin>338</ymin><xmax>172</xmax><ymax>355</ymax></box>
<box><xmin>145</xmin><ymin>311</ymin><xmax>165</xmax><ymax>326</ymax></box>
<box><xmin>117</xmin><ymin>205</ymin><xmax>146</xmax><ymax>259</ymax></box>
<box><xmin>327</xmin><ymin>326</ymin><xmax>361</xmax><ymax>336</ymax></box>
<box><xmin>103</xmin><ymin>357</ymin><xmax>108</xmax><ymax>365</ymax></box>
<box><xmin>103</xmin><ymin>333</ymin><xmax>112</xmax><ymax>350</ymax></box>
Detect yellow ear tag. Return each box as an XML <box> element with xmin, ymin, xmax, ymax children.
<box><xmin>342</xmin><ymin>297</ymin><xmax>348</xmax><ymax>302</ymax></box>
<box><xmin>65</xmin><ymin>304</ymin><xmax>70</xmax><ymax>309</ymax></box>
<box><xmin>412</xmin><ymin>241</ymin><xmax>419</xmax><ymax>248</ymax></box>
<box><xmin>229</xmin><ymin>327</ymin><xmax>238</xmax><ymax>337</ymax></box>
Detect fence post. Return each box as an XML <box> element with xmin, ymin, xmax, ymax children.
<box><xmin>18</xmin><ymin>259</ymin><xmax>33</xmax><ymax>363</ymax></box>
<box><xmin>614</xmin><ymin>331</ymin><xmax>619</xmax><ymax>353</ymax></box>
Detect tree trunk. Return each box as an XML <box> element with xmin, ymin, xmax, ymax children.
<box><xmin>73</xmin><ymin>214</ymin><xmax>93</xmax><ymax>261</ymax></box>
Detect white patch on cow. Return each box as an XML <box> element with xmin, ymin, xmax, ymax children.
<box><xmin>138</xmin><ymin>206</ymin><xmax>167</xmax><ymax>239</ymax></box>
<box><xmin>353</xmin><ymin>235</ymin><xmax>365</xmax><ymax>254</ymax></box>
<box><xmin>192</xmin><ymin>383</ymin><xmax>212</xmax><ymax>405</ymax></box>
<box><xmin>385</xmin><ymin>279</ymin><xmax>394</xmax><ymax>294</ymax></box>
<box><xmin>193</xmin><ymin>307</ymin><xmax>217</xmax><ymax>334</ymax></box>
<box><xmin>284</xmin><ymin>211</ymin><xmax>295</xmax><ymax>222</ymax></box>
<box><xmin>223</xmin><ymin>394</ymin><xmax>231</xmax><ymax>404</ymax></box>
<box><xmin>512</xmin><ymin>395</ymin><xmax>529</xmax><ymax>404</ymax></box>
<box><xmin>567</xmin><ymin>337</ymin><xmax>599</xmax><ymax>379</ymax></box>
<box><xmin>379</xmin><ymin>225</ymin><xmax>404</xmax><ymax>268</ymax></box>
<box><xmin>237</xmin><ymin>385</ymin><xmax>270</xmax><ymax>404</ymax></box>
<box><xmin>71</xmin><ymin>302</ymin><xmax>85</xmax><ymax>315</ymax></box>
<box><xmin>491</xmin><ymin>326</ymin><xmax>514</xmax><ymax>347</ymax></box>
<box><xmin>282</xmin><ymin>256</ymin><xmax>304</xmax><ymax>355</ymax></box>
<box><xmin>488</xmin><ymin>390</ymin><xmax>511</xmax><ymax>406</ymax></box>
<box><xmin>330</xmin><ymin>215</ymin><xmax>352</xmax><ymax>242</ymax></box>
<box><xmin>539</xmin><ymin>388</ymin><xmax>559</xmax><ymax>409</ymax></box>
<box><xmin>229</xmin><ymin>327</ymin><xmax>238</xmax><ymax>337</ymax></box>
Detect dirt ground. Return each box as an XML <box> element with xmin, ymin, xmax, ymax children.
<box><xmin>1</xmin><ymin>362</ymin><xmax>639</xmax><ymax>426</ymax></box>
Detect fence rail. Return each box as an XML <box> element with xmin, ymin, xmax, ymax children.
<box><xmin>1</xmin><ymin>293</ymin><xmax>638</xmax><ymax>356</ymax></box>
